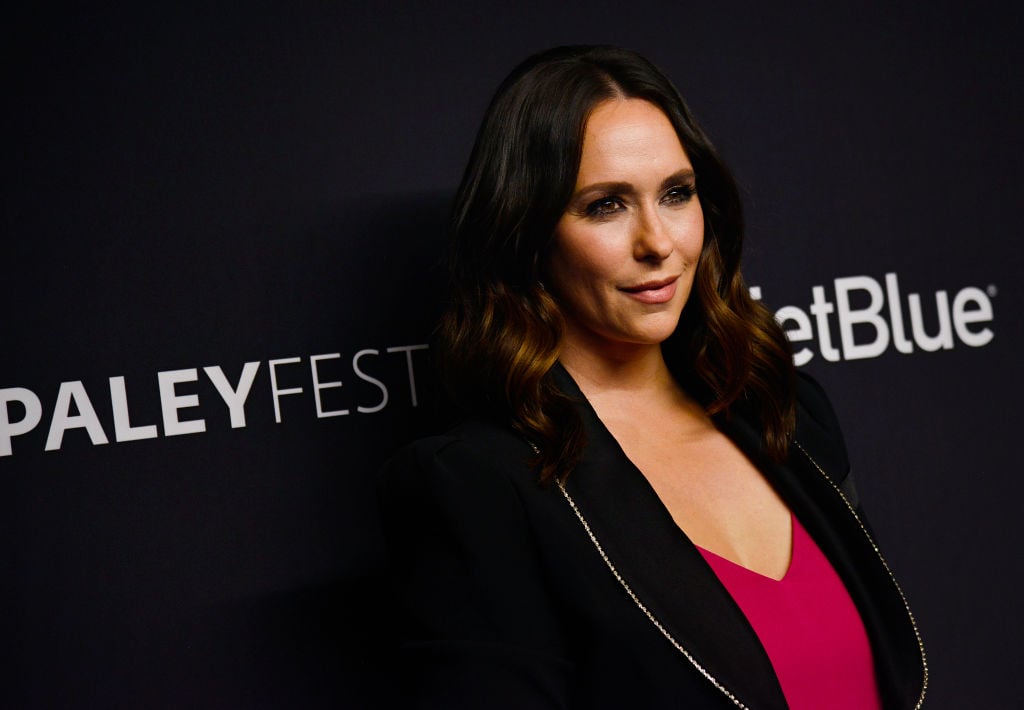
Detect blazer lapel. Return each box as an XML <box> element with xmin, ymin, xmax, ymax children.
<box><xmin>552</xmin><ymin>366</ymin><xmax>789</xmax><ymax>710</ymax></box>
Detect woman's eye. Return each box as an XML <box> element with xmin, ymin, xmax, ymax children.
<box><xmin>663</xmin><ymin>184</ymin><xmax>696</xmax><ymax>204</ymax></box>
<box><xmin>585</xmin><ymin>197</ymin><xmax>624</xmax><ymax>218</ymax></box>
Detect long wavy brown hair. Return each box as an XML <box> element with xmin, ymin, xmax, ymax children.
<box><xmin>439</xmin><ymin>45</ymin><xmax>796</xmax><ymax>483</ymax></box>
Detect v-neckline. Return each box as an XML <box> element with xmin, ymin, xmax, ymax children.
<box><xmin>696</xmin><ymin>511</ymin><xmax>796</xmax><ymax>583</ymax></box>
<box><xmin>558</xmin><ymin>362</ymin><xmax>797</xmax><ymax>585</ymax></box>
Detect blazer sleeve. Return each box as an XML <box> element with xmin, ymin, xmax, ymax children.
<box><xmin>377</xmin><ymin>435</ymin><xmax>573</xmax><ymax>709</ymax></box>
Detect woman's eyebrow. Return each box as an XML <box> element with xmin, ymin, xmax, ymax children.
<box><xmin>573</xmin><ymin>168</ymin><xmax>697</xmax><ymax>200</ymax></box>
<box><xmin>660</xmin><ymin>168</ymin><xmax>696</xmax><ymax>191</ymax></box>
<box><xmin>573</xmin><ymin>181</ymin><xmax>634</xmax><ymax>199</ymax></box>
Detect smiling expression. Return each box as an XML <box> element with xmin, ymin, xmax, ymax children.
<box><xmin>546</xmin><ymin>98</ymin><xmax>704</xmax><ymax>359</ymax></box>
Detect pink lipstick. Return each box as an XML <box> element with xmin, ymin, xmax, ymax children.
<box><xmin>620</xmin><ymin>276</ymin><xmax>679</xmax><ymax>304</ymax></box>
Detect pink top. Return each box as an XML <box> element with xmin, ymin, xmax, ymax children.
<box><xmin>697</xmin><ymin>514</ymin><xmax>882</xmax><ymax>710</ymax></box>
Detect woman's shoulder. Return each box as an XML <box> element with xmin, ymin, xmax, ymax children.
<box><xmin>379</xmin><ymin>417</ymin><xmax>539</xmax><ymax>506</ymax></box>
<box><xmin>794</xmin><ymin>370</ymin><xmax>843</xmax><ymax>432</ymax></box>
<box><xmin>792</xmin><ymin>370</ymin><xmax>851</xmax><ymax>483</ymax></box>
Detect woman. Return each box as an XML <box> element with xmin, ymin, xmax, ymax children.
<box><xmin>379</xmin><ymin>45</ymin><xmax>927</xmax><ymax>709</ymax></box>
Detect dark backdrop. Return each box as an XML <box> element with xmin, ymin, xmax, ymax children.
<box><xmin>4</xmin><ymin>2</ymin><xmax>1021</xmax><ymax>707</ymax></box>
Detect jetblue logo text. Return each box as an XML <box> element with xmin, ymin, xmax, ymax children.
<box><xmin>751</xmin><ymin>273</ymin><xmax>995</xmax><ymax>366</ymax></box>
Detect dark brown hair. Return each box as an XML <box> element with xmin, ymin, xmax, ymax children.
<box><xmin>439</xmin><ymin>45</ymin><xmax>795</xmax><ymax>482</ymax></box>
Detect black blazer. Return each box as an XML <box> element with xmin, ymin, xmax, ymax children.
<box><xmin>379</xmin><ymin>369</ymin><xmax>927</xmax><ymax>709</ymax></box>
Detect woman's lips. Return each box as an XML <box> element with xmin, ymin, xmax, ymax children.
<box><xmin>620</xmin><ymin>276</ymin><xmax>679</xmax><ymax>304</ymax></box>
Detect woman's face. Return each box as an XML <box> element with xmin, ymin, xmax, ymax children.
<box><xmin>546</xmin><ymin>98</ymin><xmax>704</xmax><ymax>359</ymax></box>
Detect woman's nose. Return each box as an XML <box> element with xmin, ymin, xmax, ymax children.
<box><xmin>633</xmin><ymin>205</ymin><xmax>674</xmax><ymax>261</ymax></box>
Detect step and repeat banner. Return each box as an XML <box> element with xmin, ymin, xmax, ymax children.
<box><xmin>4</xmin><ymin>3</ymin><xmax>1021</xmax><ymax>707</ymax></box>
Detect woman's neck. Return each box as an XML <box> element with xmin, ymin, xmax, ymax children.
<box><xmin>558</xmin><ymin>339</ymin><xmax>676</xmax><ymax>400</ymax></box>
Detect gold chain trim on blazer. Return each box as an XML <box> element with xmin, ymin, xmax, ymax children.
<box><xmin>793</xmin><ymin>442</ymin><xmax>928</xmax><ymax>709</ymax></box>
